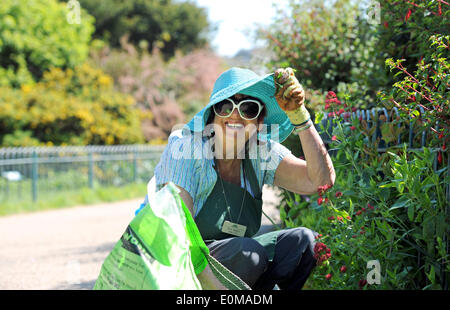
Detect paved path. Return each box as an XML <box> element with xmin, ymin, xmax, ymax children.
<box><xmin>0</xmin><ymin>185</ymin><xmax>282</xmax><ymax>290</ymax></box>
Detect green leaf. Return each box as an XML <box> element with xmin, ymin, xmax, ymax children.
<box><xmin>314</xmin><ymin>111</ymin><xmax>324</xmax><ymax>124</ymax></box>
<box><xmin>435</xmin><ymin>215</ymin><xmax>445</xmax><ymax>238</ymax></box>
<box><xmin>379</xmin><ymin>182</ymin><xmax>397</xmax><ymax>189</ymax></box>
<box><xmin>426</xmin><ymin>265</ymin><xmax>435</xmax><ymax>283</ymax></box>
<box><xmin>389</xmin><ymin>195</ymin><xmax>410</xmax><ymax>211</ymax></box>
<box><xmin>407</xmin><ymin>204</ymin><xmax>415</xmax><ymax>222</ymax></box>
<box><xmin>387</xmin><ymin>151</ymin><xmax>401</xmax><ymax>161</ymax></box>
<box><xmin>422</xmin><ymin>216</ymin><xmax>435</xmax><ymax>241</ymax></box>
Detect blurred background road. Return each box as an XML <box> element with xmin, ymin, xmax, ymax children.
<box><xmin>0</xmin><ymin>185</ymin><xmax>281</xmax><ymax>290</ymax></box>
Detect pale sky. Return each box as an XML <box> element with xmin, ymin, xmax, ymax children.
<box><xmin>194</xmin><ymin>0</ymin><xmax>283</xmax><ymax>57</ymax></box>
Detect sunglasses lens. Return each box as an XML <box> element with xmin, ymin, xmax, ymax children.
<box><xmin>213</xmin><ymin>98</ymin><xmax>262</xmax><ymax>119</ymax></box>
<box><xmin>240</xmin><ymin>101</ymin><xmax>260</xmax><ymax>119</ymax></box>
<box><xmin>213</xmin><ymin>100</ymin><xmax>234</xmax><ymax>116</ymax></box>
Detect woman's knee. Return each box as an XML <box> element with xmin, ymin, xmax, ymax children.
<box><xmin>280</xmin><ymin>227</ymin><xmax>317</xmax><ymax>254</ymax></box>
<box><xmin>237</xmin><ymin>237</ymin><xmax>269</xmax><ymax>271</ymax></box>
<box><xmin>208</xmin><ymin>237</ymin><xmax>269</xmax><ymax>286</ymax></box>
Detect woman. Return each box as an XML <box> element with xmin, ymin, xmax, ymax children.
<box><xmin>138</xmin><ymin>67</ymin><xmax>335</xmax><ymax>289</ymax></box>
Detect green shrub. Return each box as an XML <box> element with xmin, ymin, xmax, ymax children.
<box><xmin>378</xmin><ymin>35</ymin><xmax>449</xmax><ymax>149</ymax></box>
<box><xmin>377</xmin><ymin>0</ymin><xmax>449</xmax><ymax>79</ymax></box>
<box><xmin>259</xmin><ymin>0</ymin><xmax>389</xmax><ymax>110</ymax></box>
<box><xmin>0</xmin><ymin>0</ymin><xmax>95</xmax><ymax>87</ymax></box>
<box><xmin>280</xmin><ymin>90</ymin><xmax>448</xmax><ymax>289</ymax></box>
<box><xmin>272</xmin><ymin>0</ymin><xmax>449</xmax><ymax>291</ymax></box>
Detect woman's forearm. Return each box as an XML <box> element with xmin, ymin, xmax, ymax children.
<box><xmin>297</xmin><ymin>120</ymin><xmax>335</xmax><ymax>187</ymax></box>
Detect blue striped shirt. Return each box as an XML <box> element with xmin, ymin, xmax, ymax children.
<box><xmin>137</xmin><ymin>129</ymin><xmax>292</xmax><ymax>218</ymax></box>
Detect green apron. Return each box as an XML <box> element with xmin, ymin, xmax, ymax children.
<box><xmin>194</xmin><ymin>155</ymin><xmax>280</xmax><ymax>261</ymax></box>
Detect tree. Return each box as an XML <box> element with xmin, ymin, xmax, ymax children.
<box><xmin>76</xmin><ymin>0</ymin><xmax>213</xmax><ymax>59</ymax></box>
<box><xmin>259</xmin><ymin>0</ymin><xmax>390</xmax><ymax>109</ymax></box>
<box><xmin>0</xmin><ymin>0</ymin><xmax>95</xmax><ymax>87</ymax></box>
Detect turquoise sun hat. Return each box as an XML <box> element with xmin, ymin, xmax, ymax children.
<box><xmin>184</xmin><ymin>67</ymin><xmax>294</xmax><ymax>143</ymax></box>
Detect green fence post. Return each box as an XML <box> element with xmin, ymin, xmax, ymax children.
<box><xmin>88</xmin><ymin>151</ymin><xmax>94</xmax><ymax>189</ymax></box>
<box><xmin>32</xmin><ymin>151</ymin><xmax>38</xmax><ymax>202</ymax></box>
<box><xmin>133</xmin><ymin>150</ymin><xmax>138</xmax><ymax>183</ymax></box>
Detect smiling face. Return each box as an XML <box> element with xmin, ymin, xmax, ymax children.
<box><xmin>211</xmin><ymin>93</ymin><xmax>265</xmax><ymax>159</ymax></box>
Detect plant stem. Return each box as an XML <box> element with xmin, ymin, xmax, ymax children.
<box><xmin>403</xmin><ymin>84</ymin><xmax>433</xmax><ymax>104</ymax></box>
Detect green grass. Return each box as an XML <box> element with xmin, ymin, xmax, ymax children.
<box><xmin>0</xmin><ymin>182</ymin><xmax>148</xmax><ymax>216</ymax></box>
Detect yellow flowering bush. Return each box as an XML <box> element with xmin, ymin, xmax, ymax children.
<box><xmin>0</xmin><ymin>64</ymin><xmax>145</xmax><ymax>146</ymax></box>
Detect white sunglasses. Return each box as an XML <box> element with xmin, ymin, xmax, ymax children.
<box><xmin>213</xmin><ymin>97</ymin><xmax>264</xmax><ymax>120</ymax></box>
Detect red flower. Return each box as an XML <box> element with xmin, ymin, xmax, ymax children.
<box><xmin>314</xmin><ymin>242</ymin><xmax>325</xmax><ymax>252</ymax></box>
<box><xmin>328</xmin><ymin>216</ymin><xmax>335</xmax><ymax>221</ymax></box>
<box><xmin>326</xmin><ymin>91</ymin><xmax>337</xmax><ymax>99</ymax></box>
<box><xmin>405</xmin><ymin>9</ymin><xmax>412</xmax><ymax>22</ymax></box>
<box><xmin>331</xmin><ymin>135</ymin><xmax>337</xmax><ymax>141</ymax></box>
<box><xmin>362</xmin><ymin>207</ymin><xmax>366</xmax><ymax>212</ymax></box>
<box><xmin>318</xmin><ymin>184</ymin><xmax>332</xmax><ymax>196</ymax></box>
<box><xmin>318</xmin><ymin>197</ymin><xmax>324</xmax><ymax>205</ymax></box>
<box><xmin>314</xmin><ymin>242</ymin><xmax>331</xmax><ymax>266</ymax></box>
<box><xmin>328</xmin><ymin>112</ymin><xmax>336</xmax><ymax>118</ymax></box>
<box><xmin>358</xmin><ymin>279</ymin><xmax>368</xmax><ymax>289</ymax></box>
<box><xmin>337</xmin><ymin>216</ymin><xmax>343</xmax><ymax>221</ymax></box>
<box><xmin>367</xmin><ymin>203</ymin><xmax>374</xmax><ymax>210</ymax></box>
<box><xmin>340</xmin><ymin>265</ymin><xmax>347</xmax><ymax>273</ymax></box>
<box><xmin>352</xmin><ymin>107</ymin><xmax>357</xmax><ymax>112</ymax></box>
<box><xmin>346</xmin><ymin>216</ymin><xmax>351</xmax><ymax>220</ymax></box>
<box><xmin>356</xmin><ymin>210</ymin><xmax>362</xmax><ymax>216</ymax></box>
<box><xmin>438</xmin><ymin>132</ymin><xmax>444</xmax><ymax>139</ymax></box>
<box><xmin>383</xmin><ymin>21</ymin><xmax>389</xmax><ymax>28</ymax></box>
<box><xmin>352</xmin><ymin>235</ymin><xmax>357</xmax><ymax>238</ymax></box>
<box><xmin>335</xmin><ymin>191</ymin><xmax>343</xmax><ymax>198</ymax></box>
<box><xmin>325</xmin><ymin>98</ymin><xmax>340</xmax><ymax>104</ymax></box>
<box><xmin>325</xmin><ymin>273</ymin><xmax>332</xmax><ymax>280</ymax></box>
<box><xmin>350</xmin><ymin>126</ymin><xmax>356</xmax><ymax>131</ymax></box>
<box><xmin>442</xmin><ymin>144</ymin><xmax>446</xmax><ymax>151</ymax></box>
<box><xmin>325</xmin><ymin>103</ymin><xmax>331</xmax><ymax>110</ymax></box>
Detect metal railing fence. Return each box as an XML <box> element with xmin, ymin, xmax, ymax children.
<box><xmin>319</xmin><ymin>106</ymin><xmax>442</xmax><ymax>149</ymax></box>
<box><xmin>0</xmin><ymin>144</ymin><xmax>166</xmax><ymax>203</ymax></box>
<box><xmin>318</xmin><ymin>106</ymin><xmax>448</xmax><ymax>209</ymax></box>
<box><xmin>0</xmin><ymin>107</ymin><xmax>447</xmax><ymax>204</ymax></box>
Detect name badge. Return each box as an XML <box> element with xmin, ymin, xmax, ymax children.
<box><xmin>221</xmin><ymin>220</ymin><xmax>247</xmax><ymax>237</ymax></box>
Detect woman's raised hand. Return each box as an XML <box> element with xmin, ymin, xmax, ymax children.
<box><xmin>274</xmin><ymin>67</ymin><xmax>305</xmax><ymax>111</ymax></box>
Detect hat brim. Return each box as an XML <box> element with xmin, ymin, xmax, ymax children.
<box><xmin>184</xmin><ymin>73</ymin><xmax>294</xmax><ymax>143</ymax></box>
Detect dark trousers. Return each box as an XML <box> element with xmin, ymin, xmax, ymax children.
<box><xmin>207</xmin><ymin>227</ymin><xmax>318</xmax><ymax>290</ymax></box>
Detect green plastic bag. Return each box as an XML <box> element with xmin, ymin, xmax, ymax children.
<box><xmin>93</xmin><ymin>182</ymin><xmax>209</xmax><ymax>290</ymax></box>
